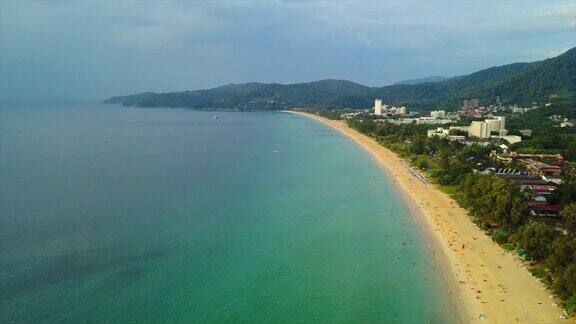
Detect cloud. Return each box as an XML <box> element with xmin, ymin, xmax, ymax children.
<box><xmin>111</xmin><ymin>4</ymin><xmax>227</xmax><ymax>46</ymax></box>
<box><xmin>544</xmin><ymin>46</ymin><xmax>573</xmax><ymax>58</ymax></box>
<box><xmin>356</xmin><ymin>33</ymin><xmax>372</xmax><ymax>47</ymax></box>
<box><xmin>1</xmin><ymin>0</ymin><xmax>574</xmax><ymax>100</ymax></box>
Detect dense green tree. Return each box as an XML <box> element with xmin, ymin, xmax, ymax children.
<box><xmin>548</xmin><ymin>183</ymin><xmax>576</xmax><ymax>205</ymax></box>
<box><xmin>562</xmin><ymin>162</ymin><xmax>576</xmax><ymax>184</ymax></box>
<box><xmin>561</xmin><ymin>203</ymin><xmax>576</xmax><ymax>237</ymax></box>
<box><xmin>410</xmin><ymin>135</ymin><xmax>427</xmax><ymax>155</ymax></box>
<box><xmin>515</xmin><ymin>222</ymin><xmax>559</xmax><ymax>261</ymax></box>
<box><xmin>458</xmin><ymin>174</ymin><xmax>529</xmax><ymax>227</ymax></box>
<box><xmin>413</xmin><ymin>156</ymin><xmax>429</xmax><ymax>170</ymax></box>
<box><xmin>553</xmin><ymin>263</ymin><xmax>576</xmax><ymax>299</ymax></box>
<box><xmin>546</xmin><ymin>236</ymin><xmax>576</xmax><ymax>276</ymax></box>
<box><xmin>564</xmin><ymin>293</ymin><xmax>576</xmax><ymax>316</ymax></box>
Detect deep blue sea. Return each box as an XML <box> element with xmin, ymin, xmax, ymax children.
<box><xmin>0</xmin><ymin>102</ymin><xmax>454</xmax><ymax>323</ymax></box>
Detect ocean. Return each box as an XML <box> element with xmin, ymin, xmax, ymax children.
<box><xmin>0</xmin><ymin>102</ymin><xmax>454</xmax><ymax>323</ymax></box>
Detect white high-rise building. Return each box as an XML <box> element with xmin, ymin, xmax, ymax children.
<box><xmin>485</xmin><ymin>116</ymin><xmax>507</xmax><ymax>135</ymax></box>
<box><xmin>497</xmin><ymin>116</ymin><xmax>506</xmax><ymax>134</ymax></box>
<box><xmin>469</xmin><ymin>121</ymin><xmax>489</xmax><ymax>138</ymax></box>
<box><xmin>374</xmin><ymin>99</ymin><xmax>383</xmax><ymax>115</ymax></box>
<box><xmin>468</xmin><ymin>116</ymin><xmax>507</xmax><ymax>138</ymax></box>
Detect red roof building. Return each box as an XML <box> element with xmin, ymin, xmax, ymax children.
<box><xmin>527</xmin><ymin>201</ymin><xmax>561</xmax><ymax>217</ymax></box>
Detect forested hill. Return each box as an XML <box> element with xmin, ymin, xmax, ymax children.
<box><xmin>103</xmin><ymin>79</ymin><xmax>374</xmax><ymax>110</ymax></box>
<box><xmin>369</xmin><ymin>47</ymin><xmax>575</xmax><ymax>110</ymax></box>
<box><xmin>104</xmin><ymin>47</ymin><xmax>575</xmax><ymax>111</ymax></box>
<box><xmin>394</xmin><ymin>76</ymin><xmax>447</xmax><ymax>85</ymax></box>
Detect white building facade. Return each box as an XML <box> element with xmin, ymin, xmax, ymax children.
<box><xmin>374</xmin><ymin>99</ymin><xmax>383</xmax><ymax>115</ymax></box>
<box><xmin>430</xmin><ymin>110</ymin><xmax>446</xmax><ymax>119</ymax></box>
<box><xmin>468</xmin><ymin>116</ymin><xmax>506</xmax><ymax>138</ymax></box>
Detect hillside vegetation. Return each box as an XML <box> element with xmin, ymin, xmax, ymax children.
<box><xmin>104</xmin><ymin>48</ymin><xmax>575</xmax><ymax>111</ymax></box>
<box><xmin>394</xmin><ymin>76</ymin><xmax>447</xmax><ymax>85</ymax></box>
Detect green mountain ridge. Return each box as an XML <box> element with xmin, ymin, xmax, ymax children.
<box><xmin>104</xmin><ymin>47</ymin><xmax>575</xmax><ymax>111</ymax></box>
<box><xmin>394</xmin><ymin>76</ymin><xmax>447</xmax><ymax>85</ymax></box>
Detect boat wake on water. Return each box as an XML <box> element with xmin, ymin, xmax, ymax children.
<box><xmin>252</xmin><ymin>150</ymin><xmax>281</xmax><ymax>154</ymax></box>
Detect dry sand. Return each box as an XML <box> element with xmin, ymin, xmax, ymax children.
<box><xmin>290</xmin><ymin>111</ymin><xmax>572</xmax><ymax>323</ymax></box>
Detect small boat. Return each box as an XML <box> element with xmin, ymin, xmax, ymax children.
<box><xmin>214</xmin><ymin>114</ymin><xmax>219</xmax><ymax>120</ymax></box>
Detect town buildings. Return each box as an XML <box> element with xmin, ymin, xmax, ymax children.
<box><xmin>461</xmin><ymin>99</ymin><xmax>482</xmax><ymax>117</ymax></box>
<box><xmin>458</xmin><ymin>98</ymin><xmax>543</xmax><ymax>118</ymax></box>
<box><xmin>520</xmin><ymin>159</ymin><xmax>562</xmax><ymax>177</ymax></box>
<box><xmin>490</xmin><ymin>171</ymin><xmax>562</xmax><ymax>217</ymax></box>
<box><xmin>427</xmin><ymin>115</ymin><xmax>521</xmax><ymax>144</ymax></box>
<box><xmin>527</xmin><ymin>201</ymin><xmax>561</xmax><ymax>217</ymax></box>
<box><xmin>394</xmin><ymin>106</ymin><xmax>406</xmax><ymax>115</ymax></box>
<box><xmin>485</xmin><ymin>151</ymin><xmax>568</xmax><ymax>217</ymax></box>
<box><xmin>491</xmin><ymin>153</ymin><xmax>564</xmax><ymax>183</ymax></box>
<box><xmin>372</xmin><ymin>99</ymin><xmax>406</xmax><ymax>116</ymax></box>
<box><xmin>426</xmin><ymin>128</ymin><xmax>465</xmax><ymax>141</ymax></box>
<box><xmin>390</xmin><ymin>117</ymin><xmax>452</xmax><ymax>125</ymax></box>
<box><xmin>560</xmin><ymin>118</ymin><xmax>574</xmax><ymax>128</ymax></box>
<box><xmin>495</xmin><ymin>173</ymin><xmax>558</xmax><ymax>196</ymax></box>
<box><xmin>430</xmin><ymin>110</ymin><xmax>446</xmax><ymax>119</ymax></box>
<box><xmin>492</xmin><ymin>152</ymin><xmax>564</xmax><ymax>166</ymax></box>
<box><xmin>468</xmin><ymin>116</ymin><xmax>507</xmax><ymax>138</ymax></box>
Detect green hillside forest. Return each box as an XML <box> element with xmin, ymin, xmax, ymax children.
<box><xmin>104</xmin><ymin>48</ymin><xmax>575</xmax><ymax>111</ymax></box>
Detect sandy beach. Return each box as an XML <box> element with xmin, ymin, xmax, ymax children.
<box><xmin>290</xmin><ymin>111</ymin><xmax>571</xmax><ymax>323</ymax></box>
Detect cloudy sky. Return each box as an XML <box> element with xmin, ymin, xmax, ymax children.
<box><xmin>1</xmin><ymin>0</ymin><xmax>575</xmax><ymax>100</ymax></box>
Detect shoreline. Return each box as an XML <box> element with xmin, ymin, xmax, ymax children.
<box><xmin>288</xmin><ymin>111</ymin><xmax>568</xmax><ymax>323</ymax></box>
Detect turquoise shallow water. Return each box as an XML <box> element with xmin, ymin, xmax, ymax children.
<box><xmin>0</xmin><ymin>102</ymin><xmax>453</xmax><ymax>323</ymax></box>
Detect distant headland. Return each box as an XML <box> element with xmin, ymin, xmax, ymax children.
<box><xmin>104</xmin><ymin>47</ymin><xmax>574</xmax><ymax>112</ymax></box>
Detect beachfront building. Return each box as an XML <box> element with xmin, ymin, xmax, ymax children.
<box><xmin>491</xmin><ymin>152</ymin><xmax>565</xmax><ymax>166</ymax></box>
<box><xmin>542</xmin><ymin>174</ymin><xmax>563</xmax><ymax>185</ymax></box>
<box><xmin>528</xmin><ymin>201</ymin><xmax>561</xmax><ymax>217</ymax></box>
<box><xmin>491</xmin><ymin>172</ymin><xmax>562</xmax><ymax>217</ymax></box>
<box><xmin>374</xmin><ymin>99</ymin><xmax>383</xmax><ymax>116</ymax></box>
<box><xmin>496</xmin><ymin>173</ymin><xmax>558</xmax><ymax>196</ymax></box>
<box><xmin>519</xmin><ymin>159</ymin><xmax>562</xmax><ymax>177</ymax></box>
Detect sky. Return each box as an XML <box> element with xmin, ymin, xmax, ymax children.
<box><xmin>1</xmin><ymin>0</ymin><xmax>575</xmax><ymax>100</ymax></box>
